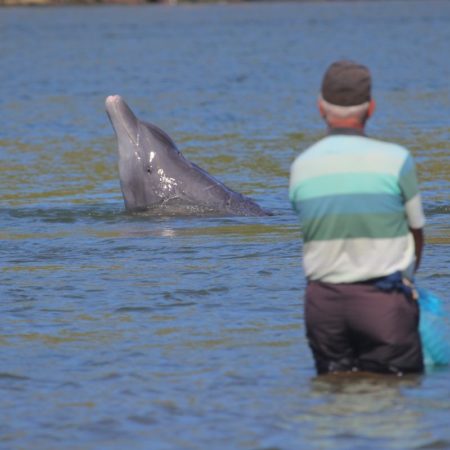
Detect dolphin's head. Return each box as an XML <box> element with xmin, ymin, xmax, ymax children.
<box><xmin>105</xmin><ymin>95</ymin><xmax>184</xmax><ymax>212</ymax></box>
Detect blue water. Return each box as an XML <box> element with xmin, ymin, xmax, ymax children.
<box><xmin>1</xmin><ymin>2</ymin><xmax>449</xmax><ymax>449</ymax></box>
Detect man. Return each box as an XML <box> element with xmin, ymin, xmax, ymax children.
<box><xmin>289</xmin><ymin>61</ymin><xmax>425</xmax><ymax>375</ymax></box>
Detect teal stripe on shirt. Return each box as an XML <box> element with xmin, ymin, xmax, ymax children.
<box><xmin>292</xmin><ymin>193</ymin><xmax>405</xmax><ymax>219</ymax></box>
<box><xmin>289</xmin><ymin>172</ymin><xmax>401</xmax><ymax>202</ymax></box>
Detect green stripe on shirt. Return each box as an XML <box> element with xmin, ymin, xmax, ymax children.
<box><xmin>302</xmin><ymin>212</ymin><xmax>409</xmax><ymax>242</ymax></box>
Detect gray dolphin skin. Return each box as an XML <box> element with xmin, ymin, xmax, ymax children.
<box><xmin>105</xmin><ymin>95</ymin><xmax>271</xmax><ymax>216</ymax></box>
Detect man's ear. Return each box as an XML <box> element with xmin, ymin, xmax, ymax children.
<box><xmin>318</xmin><ymin>97</ymin><xmax>326</xmax><ymax>118</ymax></box>
<box><xmin>367</xmin><ymin>99</ymin><xmax>376</xmax><ymax>118</ymax></box>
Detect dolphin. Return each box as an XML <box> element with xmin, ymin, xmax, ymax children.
<box><xmin>105</xmin><ymin>95</ymin><xmax>271</xmax><ymax>216</ymax></box>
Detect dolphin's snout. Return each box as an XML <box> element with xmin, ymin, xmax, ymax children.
<box><xmin>105</xmin><ymin>95</ymin><xmax>140</xmax><ymax>148</ymax></box>
<box><xmin>105</xmin><ymin>94</ymin><xmax>122</xmax><ymax>109</ymax></box>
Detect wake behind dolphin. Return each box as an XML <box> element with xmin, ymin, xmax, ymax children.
<box><xmin>105</xmin><ymin>95</ymin><xmax>271</xmax><ymax>216</ymax></box>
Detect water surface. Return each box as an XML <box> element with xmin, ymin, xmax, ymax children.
<box><xmin>1</xmin><ymin>2</ymin><xmax>449</xmax><ymax>449</ymax></box>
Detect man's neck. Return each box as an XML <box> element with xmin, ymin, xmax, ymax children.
<box><xmin>328</xmin><ymin>127</ymin><xmax>366</xmax><ymax>136</ymax></box>
<box><xmin>327</xmin><ymin>117</ymin><xmax>365</xmax><ymax>129</ymax></box>
<box><xmin>326</xmin><ymin>119</ymin><xmax>366</xmax><ymax>136</ymax></box>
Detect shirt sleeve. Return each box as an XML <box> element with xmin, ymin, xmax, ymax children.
<box><xmin>289</xmin><ymin>158</ymin><xmax>301</xmax><ymax>213</ymax></box>
<box><xmin>399</xmin><ymin>154</ymin><xmax>426</xmax><ymax>229</ymax></box>
<box><xmin>405</xmin><ymin>194</ymin><xmax>426</xmax><ymax>229</ymax></box>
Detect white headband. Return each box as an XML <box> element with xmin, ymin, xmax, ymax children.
<box><xmin>319</xmin><ymin>94</ymin><xmax>370</xmax><ymax>119</ymax></box>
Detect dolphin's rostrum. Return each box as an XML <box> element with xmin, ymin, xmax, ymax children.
<box><xmin>105</xmin><ymin>95</ymin><xmax>271</xmax><ymax>216</ymax></box>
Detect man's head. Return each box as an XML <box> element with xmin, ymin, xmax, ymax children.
<box><xmin>318</xmin><ymin>60</ymin><xmax>375</xmax><ymax>128</ymax></box>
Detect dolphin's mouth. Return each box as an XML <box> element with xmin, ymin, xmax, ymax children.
<box><xmin>105</xmin><ymin>95</ymin><xmax>139</xmax><ymax>147</ymax></box>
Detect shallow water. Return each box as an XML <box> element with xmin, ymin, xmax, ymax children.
<box><xmin>1</xmin><ymin>1</ymin><xmax>449</xmax><ymax>449</ymax></box>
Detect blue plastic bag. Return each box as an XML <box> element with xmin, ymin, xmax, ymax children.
<box><xmin>418</xmin><ymin>287</ymin><xmax>450</xmax><ymax>366</ymax></box>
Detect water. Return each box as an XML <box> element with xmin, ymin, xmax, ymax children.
<box><xmin>1</xmin><ymin>1</ymin><xmax>449</xmax><ymax>449</ymax></box>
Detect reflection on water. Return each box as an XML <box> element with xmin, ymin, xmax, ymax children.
<box><xmin>277</xmin><ymin>373</ymin><xmax>450</xmax><ymax>449</ymax></box>
<box><xmin>307</xmin><ymin>375</ymin><xmax>424</xmax><ymax>447</ymax></box>
<box><xmin>1</xmin><ymin>1</ymin><xmax>449</xmax><ymax>449</ymax></box>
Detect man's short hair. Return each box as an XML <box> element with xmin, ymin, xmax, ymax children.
<box><xmin>321</xmin><ymin>60</ymin><xmax>371</xmax><ymax>107</ymax></box>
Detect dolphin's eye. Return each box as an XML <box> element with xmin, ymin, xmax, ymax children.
<box><xmin>147</xmin><ymin>166</ymin><xmax>152</xmax><ymax>174</ymax></box>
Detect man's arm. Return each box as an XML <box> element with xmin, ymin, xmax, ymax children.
<box><xmin>410</xmin><ymin>227</ymin><xmax>424</xmax><ymax>272</ymax></box>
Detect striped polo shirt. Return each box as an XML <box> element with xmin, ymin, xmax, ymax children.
<box><xmin>289</xmin><ymin>130</ymin><xmax>425</xmax><ymax>283</ymax></box>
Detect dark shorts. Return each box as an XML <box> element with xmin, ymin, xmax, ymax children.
<box><xmin>305</xmin><ymin>280</ymin><xmax>424</xmax><ymax>375</ymax></box>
